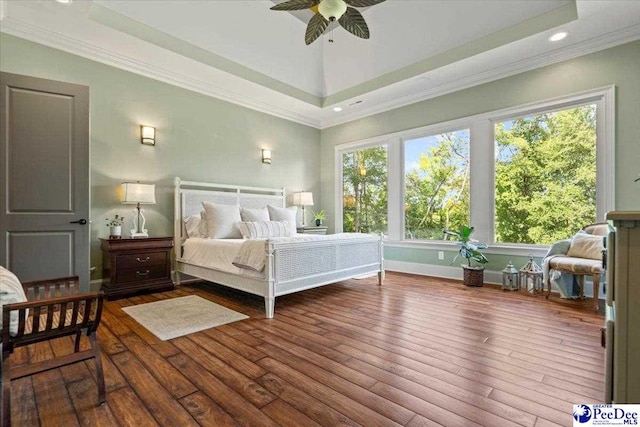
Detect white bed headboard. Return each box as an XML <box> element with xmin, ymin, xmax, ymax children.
<box><xmin>173</xmin><ymin>177</ymin><xmax>286</xmax><ymax>257</ymax></box>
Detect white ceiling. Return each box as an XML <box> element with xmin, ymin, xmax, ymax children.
<box><xmin>1</xmin><ymin>0</ymin><xmax>639</xmax><ymax>128</ymax></box>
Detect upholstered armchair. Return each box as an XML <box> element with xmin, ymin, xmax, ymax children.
<box><xmin>542</xmin><ymin>223</ymin><xmax>608</xmax><ymax>311</ymax></box>
<box><xmin>1</xmin><ymin>267</ymin><xmax>105</xmax><ymax>426</ymax></box>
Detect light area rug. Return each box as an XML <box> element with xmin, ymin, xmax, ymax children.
<box><xmin>122</xmin><ymin>295</ymin><xmax>248</xmax><ymax>341</ymax></box>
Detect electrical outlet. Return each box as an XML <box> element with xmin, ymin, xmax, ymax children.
<box><xmin>438</xmin><ymin>251</ymin><xmax>445</xmax><ymax>260</ymax></box>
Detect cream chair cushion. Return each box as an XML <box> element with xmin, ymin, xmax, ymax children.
<box><xmin>0</xmin><ymin>265</ymin><xmax>28</xmax><ymax>337</ymax></box>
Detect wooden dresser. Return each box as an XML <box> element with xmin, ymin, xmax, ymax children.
<box><xmin>604</xmin><ymin>211</ymin><xmax>640</xmax><ymax>403</ymax></box>
<box><xmin>100</xmin><ymin>237</ymin><xmax>173</xmax><ymax>299</ymax></box>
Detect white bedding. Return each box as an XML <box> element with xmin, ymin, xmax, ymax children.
<box><xmin>182</xmin><ymin>238</ymin><xmax>261</xmax><ymax>278</ymax></box>
<box><xmin>181</xmin><ymin>233</ymin><xmax>376</xmax><ymax>279</ymax></box>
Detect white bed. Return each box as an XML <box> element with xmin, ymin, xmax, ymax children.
<box><xmin>173</xmin><ymin>177</ymin><xmax>384</xmax><ymax>318</ymax></box>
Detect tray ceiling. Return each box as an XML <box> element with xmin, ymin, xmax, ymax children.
<box><xmin>1</xmin><ymin>0</ymin><xmax>639</xmax><ymax>128</ymax></box>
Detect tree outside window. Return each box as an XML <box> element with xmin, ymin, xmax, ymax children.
<box><xmin>342</xmin><ymin>146</ymin><xmax>387</xmax><ymax>234</ymax></box>
<box><xmin>495</xmin><ymin>104</ymin><xmax>597</xmax><ymax>245</ymax></box>
<box><xmin>404</xmin><ymin>130</ymin><xmax>470</xmax><ymax>240</ymax></box>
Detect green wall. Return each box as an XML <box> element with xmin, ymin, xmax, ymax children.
<box><xmin>0</xmin><ymin>34</ymin><xmax>321</xmax><ymax>281</ymax></box>
<box><xmin>320</xmin><ymin>41</ymin><xmax>640</xmax><ymax>278</ymax></box>
<box><xmin>2</xmin><ymin>32</ymin><xmax>639</xmax><ymax>286</ymax></box>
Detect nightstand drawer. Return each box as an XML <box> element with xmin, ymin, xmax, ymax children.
<box><xmin>117</xmin><ymin>251</ymin><xmax>167</xmax><ymax>269</ymax></box>
<box><xmin>116</xmin><ymin>265</ymin><xmax>168</xmax><ymax>284</ymax></box>
<box><xmin>297</xmin><ymin>226</ymin><xmax>328</xmax><ymax>235</ymax></box>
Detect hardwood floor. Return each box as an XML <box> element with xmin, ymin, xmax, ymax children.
<box><xmin>8</xmin><ymin>272</ymin><xmax>604</xmax><ymax>426</ymax></box>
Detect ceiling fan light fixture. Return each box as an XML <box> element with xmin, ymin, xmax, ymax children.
<box><xmin>319</xmin><ymin>0</ymin><xmax>347</xmax><ymax>21</ymax></box>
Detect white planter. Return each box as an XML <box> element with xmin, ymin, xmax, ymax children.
<box><xmin>109</xmin><ymin>225</ymin><xmax>122</xmax><ymax>238</ymax></box>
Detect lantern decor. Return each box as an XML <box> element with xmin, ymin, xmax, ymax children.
<box><xmin>519</xmin><ymin>255</ymin><xmax>544</xmax><ymax>294</ymax></box>
<box><xmin>502</xmin><ymin>261</ymin><xmax>519</xmax><ymax>291</ymax></box>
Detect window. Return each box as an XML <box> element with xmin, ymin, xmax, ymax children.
<box><xmin>342</xmin><ymin>145</ymin><xmax>388</xmax><ymax>234</ymax></box>
<box><xmin>335</xmin><ymin>87</ymin><xmax>613</xmax><ymax>252</ymax></box>
<box><xmin>495</xmin><ymin>104</ymin><xmax>597</xmax><ymax>245</ymax></box>
<box><xmin>404</xmin><ymin>129</ymin><xmax>470</xmax><ymax>240</ymax></box>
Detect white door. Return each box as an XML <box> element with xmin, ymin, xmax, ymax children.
<box><xmin>0</xmin><ymin>72</ymin><xmax>90</xmax><ymax>287</ymax></box>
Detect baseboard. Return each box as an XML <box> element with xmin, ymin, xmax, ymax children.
<box><xmin>384</xmin><ymin>260</ymin><xmax>603</xmax><ymax>299</ymax></box>
<box><xmin>384</xmin><ymin>260</ymin><xmax>504</xmax><ymax>285</ymax></box>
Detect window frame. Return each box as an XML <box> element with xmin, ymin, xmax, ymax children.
<box><xmin>334</xmin><ymin>86</ymin><xmax>615</xmax><ymax>256</ymax></box>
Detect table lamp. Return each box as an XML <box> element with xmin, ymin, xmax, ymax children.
<box><xmin>121</xmin><ymin>182</ymin><xmax>156</xmax><ymax>237</ymax></box>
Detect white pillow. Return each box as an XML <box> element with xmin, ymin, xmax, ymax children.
<box><xmin>199</xmin><ymin>211</ymin><xmax>208</xmax><ymax>236</ymax></box>
<box><xmin>183</xmin><ymin>215</ymin><xmax>202</xmax><ymax>238</ymax></box>
<box><xmin>240</xmin><ymin>207</ymin><xmax>269</xmax><ymax>222</ymax></box>
<box><xmin>0</xmin><ymin>266</ymin><xmax>28</xmax><ymax>337</ymax></box>
<box><xmin>566</xmin><ymin>233</ymin><xmax>604</xmax><ymax>260</ymax></box>
<box><xmin>183</xmin><ymin>211</ymin><xmax>209</xmax><ymax>238</ymax></box>
<box><xmin>239</xmin><ymin>221</ymin><xmax>291</xmax><ymax>239</ymax></box>
<box><xmin>267</xmin><ymin>205</ymin><xmax>298</xmax><ymax>237</ymax></box>
<box><xmin>202</xmin><ymin>202</ymin><xmax>242</xmax><ymax>239</ymax></box>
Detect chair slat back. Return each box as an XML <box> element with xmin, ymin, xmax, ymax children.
<box><xmin>2</xmin><ymin>275</ymin><xmax>104</xmax><ymax>353</ymax></box>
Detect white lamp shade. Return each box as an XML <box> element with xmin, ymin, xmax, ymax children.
<box><xmin>121</xmin><ymin>183</ymin><xmax>156</xmax><ymax>204</ymax></box>
<box><xmin>293</xmin><ymin>192</ymin><xmax>314</xmax><ymax>206</ymax></box>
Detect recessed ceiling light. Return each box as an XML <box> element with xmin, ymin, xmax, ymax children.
<box><xmin>56</xmin><ymin>0</ymin><xmax>73</xmax><ymax>3</ymax></box>
<box><xmin>333</xmin><ymin>107</ymin><xmax>343</xmax><ymax>112</ymax></box>
<box><xmin>549</xmin><ymin>32</ymin><xmax>568</xmax><ymax>42</ymax></box>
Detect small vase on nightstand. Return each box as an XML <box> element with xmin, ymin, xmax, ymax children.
<box><xmin>109</xmin><ymin>226</ymin><xmax>122</xmax><ymax>239</ymax></box>
<box><xmin>315</xmin><ymin>219</ymin><xmax>322</xmax><ymax>226</ymax></box>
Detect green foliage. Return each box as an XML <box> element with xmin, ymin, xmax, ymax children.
<box><xmin>106</xmin><ymin>214</ymin><xmax>124</xmax><ymax>227</ymax></box>
<box><xmin>495</xmin><ymin>105</ymin><xmax>596</xmax><ymax>244</ymax></box>
<box><xmin>404</xmin><ymin>131</ymin><xmax>470</xmax><ymax>239</ymax></box>
<box><xmin>341</xmin><ymin>105</ymin><xmax>596</xmax><ymax>246</ymax></box>
<box><xmin>444</xmin><ymin>226</ymin><xmax>488</xmax><ymax>267</ymax></box>
<box><xmin>313</xmin><ymin>209</ymin><xmax>326</xmax><ymax>221</ymax></box>
<box><xmin>343</xmin><ymin>146</ymin><xmax>388</xmax><ymax>233</ymax></box>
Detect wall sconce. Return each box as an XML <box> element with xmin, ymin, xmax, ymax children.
<box><xmin>141</xmin><ymin>125</ymin><xmax>156</xmax><ymax>145</ymax></box>
<box><xmin>262</xmin><ymin>149</ymin><xmax>272</xmax><ymax>164</ymax></box>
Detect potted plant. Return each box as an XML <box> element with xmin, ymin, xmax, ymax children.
<box><xmin>106</xmin><ymin>214</ymin><xmax>125</xmax><ymax>239</ymax></box>
<box><xmin>444</xmin><ymin>225</ymin><xmax>488</xmax><ymax>287</ymax></box>
<box><xmin>313</xmin><ymin>209</ymin><xmax>326</xmax><ymax>226</ymax></box>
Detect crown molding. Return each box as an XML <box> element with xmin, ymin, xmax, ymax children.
<box><xmin>318</xmin><ymin>24</ymin><xmax>640</xmax><ymax>129</ymax></box>
<box><xmin>2</xmin><ymin>13</ymin><xmax>638</xmax><ymax>131</ymax></box>
<box><xmin>0</xmin><ymin>16</ymin><xmax>323</xmax><ymax>129</ymax></box>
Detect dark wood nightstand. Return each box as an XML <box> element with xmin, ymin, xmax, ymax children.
<box><xmin>100</xmin><ymin>237</ymin><xmax>173</xmax><ymax>299</ymax></box>
<box><xmin>296</xmin><ymin>226</ymin><xmax>328</xmax><ymax>235</ymax></box>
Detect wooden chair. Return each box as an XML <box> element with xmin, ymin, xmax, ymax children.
<box><xmin>545</xmin><ymin>223</ymin><xmax>608</xmax><ymax>311</ymax></box>
<box><xmin>1</xmin><ymin>276</ymin><xmax>105</xmax><ymax>427</ymax></box>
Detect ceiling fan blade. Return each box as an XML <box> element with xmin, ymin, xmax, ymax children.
<box><xmin>338</xmin><ymin>7</ymin><xmax>369</xmax><ymax>39</ymax></box>
<box><xmin>304</xmin><ymin>13</ymin><xmax>329</xmax><ymax>45</ymax></box>
<box><xmin>305</xmin><ymin>13</ymin><xmax>329</xmax><ymax>45</ymax></box>
<box><xmin>344</xmin><ymin>0</ymin><xmax>386</xmax><ymax>7</ymax></box>
<box><xmin>271</xmin><ymin>0</ymin><xmax>320</xmax><ymax>11</ymax></box>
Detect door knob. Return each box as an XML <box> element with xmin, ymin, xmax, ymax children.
<box><xmin>69</xmin><ymin>219</ymin><xmax>87</xmax><ymax>225</ymax></box>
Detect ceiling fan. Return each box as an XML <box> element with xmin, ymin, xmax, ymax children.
<box><xmin>270</xmin><ymin>0</ymin><xmax>386</xmax><ymax>45</ymax></box>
